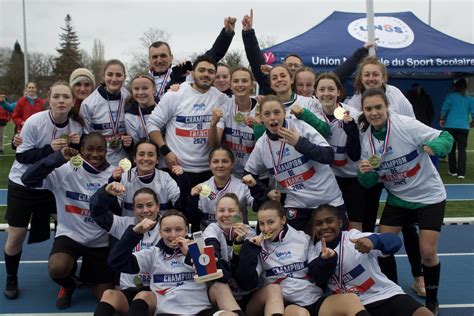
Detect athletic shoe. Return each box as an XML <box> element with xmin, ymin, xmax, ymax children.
<box><xmin>426</xmin><ymin>300</ymin><xmax>439</xmax><ymax>316</ymax></box>
<box><xmin>411</xmin><ymin>277</ymin><xmax>426</xmax><ymax>297</ymax></box>
<box><xmin>448</xmin><ymin>172</ymin><xmax>458</xmax><ymax>177</ymax></box>
<box><xmin>4</xmin><ymin>276</ymin><xmax>18</xmax><ymax>299</ymax></box>
<box><xmin>56</xmin><ymin>286</ymin><xmax>75</xmax><ymax>309</ymax></box>
<box><xmin>458</xmin><ymin>175</ymin><xmax>465</xmax><ymax>179</ymax></box>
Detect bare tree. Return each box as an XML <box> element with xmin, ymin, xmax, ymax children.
<box><xmin>139</xmin><ymin>28</ymin><xmax>171</xmax><ymax>49</ymax></box>
<box><xmin>259</xmin><ymin>35</ymin><xmax>277</xmax><ymax>49</ymax></box>
<box><xmin>91</xmin><ymin>39</ymin><xmax>105</xmax><ymax>82</ymax></box>
<box><xmin>29</xmin><ymin>52</ymin><xmax>55</xmax><ymax>94</ymax></box>
<box><xmin>222</xmin><ymin>49</ymin><xmax>243</xmax><ymax>68</ymax></box>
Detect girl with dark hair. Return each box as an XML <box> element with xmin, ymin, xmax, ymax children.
<box><xmin>80</xmin><ymin>59</ymin><xmax>132</xmax><ymax>166</ymax></box>
<box><xmin>308</xmin><ymin>204</ymin><xmax>432</xmax><ymax>316</ymax></box>
<box><xmin>90</xmin><ymin>183</ymin><xmax>161</xmax><ymax>316</ymax></box>
<box><xmin>358</xmin><ymin>88</ymin><xmax>453</xmax><ymax>315</ymax></box>
<box><xmin>21</xmin><ymin>132</ymin><xmax>114</xmax><ymax>309</ymax></box>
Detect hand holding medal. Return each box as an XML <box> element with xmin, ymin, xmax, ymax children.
<box><xmin>199</xmin><ymin>184</ymin><xmax>212</xmax><ymax>197</ymax></box>
<box><xmin>118</xmin><ymin>158</ymin><xmax>132</xmax><ymax>172</ymax></box>
<box><xmin>61</xmin><ymin>147</ymin><xmax>79</xmax><ymax>161</ymax></box>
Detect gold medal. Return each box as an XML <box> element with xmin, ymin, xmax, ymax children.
<box><xmin>70</xmin><ymin>155</ymin><xmax>83</xmax><ymax>168</ymax></box>
<box><xmin>133</xmin><ymin>275</ymin><xmax>144</xmax><ymax>288</ymax></box>
<box><xmin>234</xmin><ymin>112</ymin><xmax>245</xmax><ymax>124</ymax></box>
<box><xmin>230</xmin><ymin>214</ymin><xmax>243</xmax><ymax>225</ymax></box>
<box><xmin>262</xmin><ymin>232</ymin><xmax>273</xmax><ymax>240</ymax></box>
<box><xmin>199</xmin><ymin>184</ymin><xmax>212</xmax><ymax>197</ymax></box>
<box><xmin>109</xmin><ymin>137</ymin><xmax>120</xmax><ymax>149</ymax></box>
<box><xmin>369</xmin><ymin>155</ymin><xmax>381</xmax><ymax>168</ymax></box>
<box><xmin>333</xmin><ymin>107</ymin><xmax>346</xmax><ymax>120</ymax></box>
<box><xmin>59</xmin><ymin>133</ymin><xmax>69</xmax><ymax>141</ymax></box>
<box><xmin>119</xmin><ymin>158</ymin><xmax>132</xmax><ymax>172</ymax></box>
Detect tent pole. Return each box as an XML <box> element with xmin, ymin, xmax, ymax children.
<box><xmin>366</xmin><ymin>0</ymin><xmax>376</xmax><ymax>56</ymax></box>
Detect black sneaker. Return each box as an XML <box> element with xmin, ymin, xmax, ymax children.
<box><xmin>56</xmin><ymin>286</ymin><xmax>75</xmax><ymax>309</ymax></box>
<box><xmin>4</xmin><ymin>276</ymin><xmax>18</xmax><ymax>299</ymax></box>
<box><xmin>426</xmin><ymin>300</ymin><xmax>439</xmax><ymax>316</ymax></box>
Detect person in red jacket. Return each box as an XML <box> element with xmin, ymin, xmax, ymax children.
<box><xmin>12</xmin><ymin>82</ymin><xmax>45</xmax><ymax>133</ymax></box>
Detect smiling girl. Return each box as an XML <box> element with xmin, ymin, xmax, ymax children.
<box><xmin>4</xmin><ymin>81</ymin><xmax>83</xmax><ymax>300</ymax></box>
<box><xmin>244</xmin><ymin>95</ymin><xmax>347</xmax><ymax>231</ymax></box>
<box><xmin>236</xmin><ymin>201</ymin><xmax>369</xmax><ymax>316</ymax></box>
<box><xmin>308</xmin><ymin>204</ymin><xmax>432</xmax><ymax>316</ymax></box>
<box><xmin>208</xmin><ymin>67</ymin><xmax>258</xmax><ymax>178</ymax></box>
<box><xmin>21</xmin><ymin>132</ymin><xmax>115</xmax><ymax>309</ymax></box>
<box><xmin>108</xmin><ymin>210</ymin><xmax>236</xmax><ymax>315</ymax></box>
<box><xmin>357</xmin><ymin>88</ymin><xmax>453</xmax><ymax>314</ymax></box>
<box><xmin>188</xmin><ymin>146</ymin><xmax>256</xmax><ymax>228</ymax></box>
<box><xmin>111</xmin><ymin>140</ymin><xmax>182</xmax><ymax>216</ymax></box>
<box><xmin>90</xmin><ymin>183</ymin><xmax>161</xmax><ymax>316</ymax></box>
<box><xmin>80</xmin><ymin>59</ymin><xmax>131</xmax><ymax>166</ymax></box>
<box><xmin>315</xmin><ymin>72</ymin><xmax>363</xmax><ymax>230</ymax></box>
<box><xmin>125</xmin><ymin>74</ymin><xmax>156</xmax><ymax>143</ymax></box>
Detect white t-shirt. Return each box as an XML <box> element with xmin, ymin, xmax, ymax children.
<box><xmin>360</xmin><ymin>113</ymin><xmax>446</xmax><ymax>204</ymax></box>
<box><xmin>147</xmin><ymin>82</ymin><xmax>228</xmax><ymax>172</ymax></box>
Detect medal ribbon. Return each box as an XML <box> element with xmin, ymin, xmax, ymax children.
<box><xmin>330</xmin><ymin>233</ymin><xmax>345</xmax><ymax>292</ymax></box>
<box><xmin>49</xmin><ymin>110</ymin><xmax>70</xmax><ymax>141</ymax></box>
<box><xmin>368</xmin><ymin>117</ymin><xmax>391</xmax><ymax>157</ymax></box>
<box><xmin>106</xmin><ymin>93</ymin><xmax>124</xmax><ymax>137</ymax></box>
<box><xmin>138</xmin><ymin>106</ymin><xmax>150</xmax><ymax>140</ymax></box>
<box><xmin>149</xmin><ymin>68</ymin><xmax>172</xmax><ymax>97</ymax></box>
<box><xmin>213</xmin><ymin>176</ymin><xmax>232</xmax><ymax>199</ymax></box>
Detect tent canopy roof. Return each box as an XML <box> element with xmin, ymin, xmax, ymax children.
<box><xmin>263</xmin><ymin>11</ymin><xmax>474</xmax><ymax>76</ymax></box>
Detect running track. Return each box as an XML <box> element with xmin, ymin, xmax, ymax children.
<box><xmin>0</xmin><ymin>225</ymin><xmax>473</xmax><ymax>315</ymax></box>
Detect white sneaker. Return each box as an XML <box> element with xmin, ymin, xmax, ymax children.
<box><xmin>458</xmin><ymin>175</ymin><xmax>465</xmax><ymax>179</ymax></box>
<box><xmin>448</xmin><ymin>172</ymin><xmax>458</xmax><ymax>177</ymax></box>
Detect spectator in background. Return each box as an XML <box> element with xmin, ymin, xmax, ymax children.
<box><xmin>11</xmin><ymin>82</ymin><xmax>45</xmax><ymax>134</ymax></box>
<box><xmin>405</xmin><ymin>83</ymin><xmax>435</xmax><ymax>126</ymax></box>
<box><xmin>0</xmin><ymin>94</ymin><xmax>13</xmax><ymax>155</ymax></box>
<box><xmin>440</xmin><ymin>78</ymin><xmax>474</xmax><ymax>179</ymax></box>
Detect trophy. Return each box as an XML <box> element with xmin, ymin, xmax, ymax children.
<box><xmin>188</xmin><ymin>231</ymin><xmax>223</xmax><ymax>283</ymax></box>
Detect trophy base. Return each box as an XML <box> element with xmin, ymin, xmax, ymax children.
<box><xmin>194</xmin><ymin>269</ymin><xmax>223</xmax><ymax>283</ymax></box>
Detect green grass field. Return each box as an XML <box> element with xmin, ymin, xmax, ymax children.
<box><xmin>0</xmin><ymin>122</ymin><xmax>473</xmax><ymax>223</ymax></box>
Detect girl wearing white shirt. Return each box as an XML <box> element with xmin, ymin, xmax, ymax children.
<box><xmin>4</xmin><ymin>82</ymin><xmax>83</xmax><ymax>300</ymax></box>
<box><xmin>308</xmin><ymin>204</ymin><xmax>432</xmax><ymax>316</ymax></box>
<box><xmin>357</xmin><ymin>88</ymin><xmax>453</xmax><ymax>315</ymax></box>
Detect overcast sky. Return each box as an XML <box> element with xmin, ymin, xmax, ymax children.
<box><xmin>1</xmin><ymin>0</ymin><xmax>473</xmax><ymax>68</ymax></box>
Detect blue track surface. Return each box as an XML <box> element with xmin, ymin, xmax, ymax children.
<box><xmin>0</xmin><ymin>226</ymin><xmax>473</xmax><ymax>314</ymax></box>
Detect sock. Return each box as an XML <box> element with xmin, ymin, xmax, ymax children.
<box><xmin>423</xmin><ymin>262</ymin><xmax>440</xmax><ymax>303</ymax></box>
<box><xmin>127</xmin><ymin>299</ymin><xmax>149</xmax><ymax>316</ymax></box>
<box><xmin>378</xmin><ymin>255</ymin><xmax>398</xmax><ymax>283</ymax></box>
<box><xmin>5</xmin><ymin>251</ymin><xmax>22</xmax><ymax>276</ymax></box>
<box><xmin>356</xmin><ymin>311</ymin><xmax>371</xmax><ymax>316</ymax></box>
<box><xmin>51</xmin><ymin>276</ymin><xmax>76</xmax><ymax>290</ymax></box>
<box><xmin>94</xmin><ymin>301</ymin><xmax>116</xmax><ymax>316</ymax></box>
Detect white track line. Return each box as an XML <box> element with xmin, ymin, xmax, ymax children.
<box><xmin>1</xmin><ymin>253</ymin><xmax>473</xmax><ymax>264</ymax></box>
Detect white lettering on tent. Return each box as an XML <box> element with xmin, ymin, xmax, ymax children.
<box><xmin>347</xmin><ymin>17</ymin><xmax>414</xmax><ymax>49</ymax></box>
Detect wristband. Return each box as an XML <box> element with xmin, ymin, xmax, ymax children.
<box><xmin>159</xmin><ymin>144</ymin><xmax>171</xmax><ymax>156</ymax></box>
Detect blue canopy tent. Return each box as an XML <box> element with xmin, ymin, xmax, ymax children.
<box><xmin>261</xmin><ymin>11</ymin><xmax>474</xmax><ymax>126</ymax></box>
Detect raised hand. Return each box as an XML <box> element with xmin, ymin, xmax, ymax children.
<box><xmin>105</xmin><ymin>182</ymin><xmax>126</xmax><ymax>196</ymax></box>
<box><xmin>121</xmin><ymin>134</ymin><xmax>133</xmax><ymax>148</ymax></box>
<box><xmin>211</xmin><ymin>107</ymin><xmax>224</xmax><ymax>126</ymax></box>
<box><xmin>267</xmin><ymin>189</ymin><xmax>281</xmax><ymax>202</ymax></box>
<box><xmin>320</xmin><ymin>238</ymin><xmax>336</xmax><ymax>259</ymax></box>
<box><xmin>358</xmin><ymin>160</ymin><xmax>374</xmax><ymax>174</ymax></box>
<box><xmin>242</xmin><ymin>174</ymin><xmax>257</xmax><ymax>187</ymax></box>
<box><xmin>241</xmin><ymin>9</ymin><xmax>254</xmax><ymax>31</ymax></box>
<box><xmin>133</xmin><ymin>218</ymin><xmax>157</xmax><ymax>235</ymax></box>
<box><xmin>224</xmin><ymin>16</ymin><xmax>237</xmax><ymax>32</ymax></box>
<box><xmin>350</xmin><ymin>237</ymin><xmax>374</xmax><ymax>254</ymax></box>
<box><xmin>61</xmin><ymin>147</ymin><xmax>79</xmax><ymax>160</ymax></box>
<box><xmin>277</xmin><ymin>127</ymin><xmax>300</xmax><ymax>146</ymax></box>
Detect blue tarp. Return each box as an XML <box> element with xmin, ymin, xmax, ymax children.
<box><xmin>262</xmin><ymin>11</ymin><xmax>474</xmax><ymax>75</ymax></box>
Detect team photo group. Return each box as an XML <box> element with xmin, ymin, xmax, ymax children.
<box><xmin>3</xmin><ymin>9</ymin><xmax>466</xmax><ymax>316</ymax></box>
